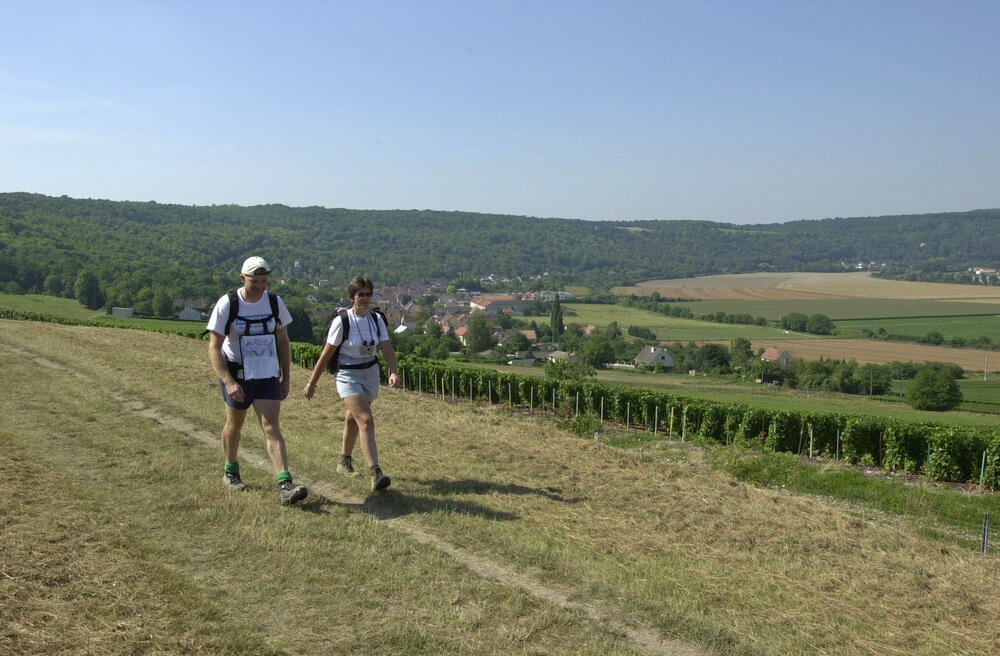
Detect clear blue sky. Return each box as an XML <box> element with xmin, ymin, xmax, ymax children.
<box><xmin>2</xmin><ymin>0</ymin><xmax>998</xmax><ymax>224</ymax></box>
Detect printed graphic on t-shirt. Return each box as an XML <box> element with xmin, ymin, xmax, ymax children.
<box><xmin>240</xmin><ymin>333</ymin><xmax>279</xmax><ymax>380</ymax></box>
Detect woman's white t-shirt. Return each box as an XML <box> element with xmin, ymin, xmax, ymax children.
<box><xmin>326</xmin><ymin>309</ymin><xmax>387</xmax><ymax>367</ymax></box>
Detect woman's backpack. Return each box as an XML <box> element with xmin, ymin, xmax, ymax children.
<box><xmin>321</xmin><ymin>307</ymin><xmax>388</xmax><ymax>374</ymax></box>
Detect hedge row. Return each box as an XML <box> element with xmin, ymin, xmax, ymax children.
<box><xmin>373</xmin><ymin>355</ymin><xmax>998</xmax><ymax>489</ymax></box>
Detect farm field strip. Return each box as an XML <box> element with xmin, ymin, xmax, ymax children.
<box><xmin>617</xmin><ymin>272</ymin><xmax>1000</xmax><ymax>301</ymax></box>
<box><xmin>668</xmin><ymin>298</ymin><xmax>1000</xmax><ymax>321</ymax></box>
<box><xmin>757</xmin><ymin>338</ymin><xmax>994</xmax><ymax>371</ymax></box>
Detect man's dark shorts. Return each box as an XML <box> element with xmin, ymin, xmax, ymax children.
<box><xmin>218</xmin><ymin>377</ymin><xmax>282</xmax><ymax>410</ymax></box>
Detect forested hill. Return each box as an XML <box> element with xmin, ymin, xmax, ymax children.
<box><xmin>2</xmin><ymin>192</ymin><xmax>999</xmax><ymax>296</ymax></box>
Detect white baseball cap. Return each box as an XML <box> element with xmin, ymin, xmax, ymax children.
<box><xmin>241</xmin><ymin>256</ymin><xmax>271</xmax><ymax>276</ymax></box>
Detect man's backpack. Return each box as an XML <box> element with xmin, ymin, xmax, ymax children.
<box><xmin>203</xmin><ymin>290</ymin><xmax>282</xmax><ymax>337</ymax></box>
<box><xmin>223</xmin><ymin>289</ymin><xmax>281</xmax><ymax>335</ymax></box>
<box><xmin>322</xmin><ymin>307</ymin><xmax>388</xmax><ymax>374</ymax></box>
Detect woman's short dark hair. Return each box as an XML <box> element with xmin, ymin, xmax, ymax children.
<box><xmin>348</xmin><ymin>276</ymin><xmax>374</xmax><ymax>299</ymax></box>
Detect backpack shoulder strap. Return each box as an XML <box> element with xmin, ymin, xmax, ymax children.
<box><xmin>324</xmin><ymin>309</ymin><xmax>351</xmax><ymax>375</ymax></box>
<box><xmin>268</xmin><ymin>292</ymin><xmax>282</xmax><ymax>331</ymax></box>
<box><xmin>338</xmin><ymin>309</ymin><xmax>350</xmax><ymax>342</ymax></box>
<box><xmin>372</xmin><ymin>307</ymin><xmax>388</xmax><ymax>340</ymax></box>
<box><xmin>223</xmin><ymin>289</ymin><xmax>240</xmax><ymax>335</ymax></box>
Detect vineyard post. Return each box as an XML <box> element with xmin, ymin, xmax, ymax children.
<box><xmin>575</xmin><ymin>391</ymin><xmax>579</xmax><ymax>418</ymax></box>
<box><xmin>982</xmin><ymin>513</ymin><xmax>991</xmax><ymax>555</ymax></box>
<box><xmin>979</xmin><ymin>451</ymin><xmax>987</xmax><ymax>495</ymax></box>
<box><xmin>488</xmin><ymin>380</ymin><xmax>492</xmax><ymax>407</ymax></box>
<box><xmin>530</xmin><ymin>386</ymin><xmax>534</xmax><ymax>413</ymax></box>
<box><xmin>925</xmin><ymin>444</ymin><xmax>931</xmax><ymax>483</ymax></box>
<box><xmin>626</xmin><ymin>403</ymin><xmax>630</xmax><ymax>431</ymax></box>
<box><xmin>654</xmin><ymin>406</ymin><xmax>659</xmax><ymax>436</ymax></box>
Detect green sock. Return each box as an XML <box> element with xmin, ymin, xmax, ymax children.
<box><xmin>224</xmin><ymin>461</ymin><xmax>240</xmax><ymax>475</ymax></box>
<box><xmin>276</xmin><ymin>470</ymin><xmax>292</xmax><ymax>485</ymax></box>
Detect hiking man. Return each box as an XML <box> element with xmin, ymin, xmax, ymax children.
<box><xmin>206</xmin><ymin>256</ymin><xmax>307</xmax><ymax>505</ymax></box>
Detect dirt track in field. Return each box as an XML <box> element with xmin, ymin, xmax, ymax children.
<box><xmin>615</xmin><ymin>272</ymin><xmax>1000</xmax><ymax>302</ymax></box>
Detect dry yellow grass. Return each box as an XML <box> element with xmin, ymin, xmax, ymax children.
<box><xmin>3</xmin><ymin>319</ymin><xmax>999</xmax><ymax>655</ymax></box>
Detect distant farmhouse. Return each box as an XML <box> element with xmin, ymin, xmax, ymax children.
<box><xmin>546</xmin><ymin>350</ymin><xmax>581</xmax><ymax>364</ymax></box>
<box><xmin>760</xmin><ymin>347</ymin><xmax>793</xmax><ymax>366</ymax></box>
<box><xmin>470</xmin><ymin>294</ymin><xmax>527</xmax><ymax>315</ymax></box>
<box><xmin>633</xmin><ymin>345</ymin><xmax>675</xmax><ymax>370</ymax></box>
<box><xmin>972</xmin><ymin>267</ymin><xmax>998</xmax><ymax>284</ymax></box>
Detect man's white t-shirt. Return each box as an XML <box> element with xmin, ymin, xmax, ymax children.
<box><xmin>206</xmin><ymin>290</ymin><xmax>293</xmax><ymax>379</ymax></box>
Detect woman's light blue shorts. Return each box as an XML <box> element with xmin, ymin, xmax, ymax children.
<box><xmin>335</xmin><ymin>364</ymin><xmax>380</xmax><ymax>403</ymax></box>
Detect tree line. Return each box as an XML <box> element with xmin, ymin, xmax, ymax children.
<box><xmin>4</xmin><ymin>193</ymin><xmax>1000</xmax><ymax>313</ymax></box>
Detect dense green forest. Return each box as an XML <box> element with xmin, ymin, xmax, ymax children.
<box><xmin>2</xmin><ymin>192</ymin><xmax>999</xmax><ymax>310</ymax></box>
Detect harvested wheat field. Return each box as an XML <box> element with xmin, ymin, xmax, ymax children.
<box><xmin>754</xmin><ymin>338</ymin><xmax>993</xmax><ymax>371</ymax></box>
<box><xmin>616</xmin><ymin>272</ymin><xmax>1000</xmax><ymax>302</ymax></box>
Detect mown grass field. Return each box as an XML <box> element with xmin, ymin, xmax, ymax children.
<box><xmin>836</xmin><ymin>314</ymin><xmax>1000</xmax><ymax>342</ymax></box>
<box><xmin>3</xmin><ymin>320</ymin><xmax>999</xmax><ymax>656</ymax></box>
<box><xmin>562</xmin><ymin>303</ymin><xmax>810</xmax><ymax>342</ymax></box>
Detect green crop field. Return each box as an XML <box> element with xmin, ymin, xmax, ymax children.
<box><xmin>561</xmin><ymin>303</ymin><xmax>815</xmax><ymax>341</ymax></box>
<box><xmin>836</xmin><ymin>314</ymin><xmax>1000</xmax><ymax>341</ymax></box>
<box><xmin>957</xmin><ymin>377</ymin><xmax>1000</xmax><ymax>414</ymax></box>
<box><xmin>0</xmin><ymin>291</ymin><xmax>107</xmax><ymax>321</ymax></box>
<box><xmin>0</xmin><ymin>291</ymin><xmax>205</xmax><ymax>336</ymax></box>
<box><xmin>670</xmin><ymin>298</ymin><xmax>1000</xmax><ymax>322</ymax></box>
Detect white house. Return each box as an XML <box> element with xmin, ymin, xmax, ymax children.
<box><xmin>633</xmin><ymin>346</ymin><xmax>675</xmax><ymax>369</ymax></box>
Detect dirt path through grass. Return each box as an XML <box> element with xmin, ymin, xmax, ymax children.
<box><xmin>1</xmin><ymin>337</ymin><xmax>703</xmax><ymax>656</ymax></box>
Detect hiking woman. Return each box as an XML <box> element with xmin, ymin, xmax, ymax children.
<box><xmin>303</xmin><ymin>276</ymin><xmax>401</xmax><ymax>491</ymax></box>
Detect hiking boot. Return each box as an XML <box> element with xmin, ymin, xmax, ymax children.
<box><xmin>370</xmin><ymin>465</ymin><xmax>391</xmax><ymax>492</ymax></box>
<box><xmin>223</xmin><ymin>471</ymin><xmax>248</xmax><ymax>491</ymax></box>
<box><xmin>337</xmin><ymin>454</ymin><xmax>360</xmax><ymax>477</ymax></box>
<box><xmin>279</xmin><ymin>481</ymin><xmax>308</xmax><ymax>506</ymax></box>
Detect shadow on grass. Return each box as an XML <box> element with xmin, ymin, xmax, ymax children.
<box><xmin>411</xmin><ymin>477</ymin><xmax>583</xmax><ymax>503</ymax></box>
<box><xmin>328</xmin><ymin>477</ymin><xmax>588</xmax><ymax>522</ymax></box>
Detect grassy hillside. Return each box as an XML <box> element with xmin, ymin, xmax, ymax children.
<box><xmin>2</xmin><ymin>319</ymin><xmax>998</xmax><ymax>655</ymax></box>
